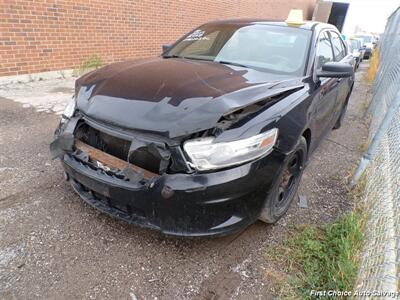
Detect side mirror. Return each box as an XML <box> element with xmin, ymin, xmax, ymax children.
<box><xmin>317</xmin><ymin>62</ymin><xmax>354</xmax><ymax>78</ymax></box>
<box><xmin>162</xmin><ymin>43</ymin><xmax>172</xmax><ymax>53</ymax></box>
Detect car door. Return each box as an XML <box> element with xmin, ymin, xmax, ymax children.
<box><xmin>309</xmin><ymin>31</ymin><xmax>338</xmax><ymax>148</ymax></box>
<box><xmin>330</xmin><ymin>31</ymin><xmax>354</xmax><ymax>118</ymax></box>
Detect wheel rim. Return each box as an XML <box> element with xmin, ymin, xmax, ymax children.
<box><xmin>274</xmin><ymin>150</ymin><xmax>304</xmax><ymax>214</ymax></box>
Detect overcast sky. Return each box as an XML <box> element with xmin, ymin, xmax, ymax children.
<box><xmin>334</xmin><ymin>0</ymin><xmax>400</xmax><ymax>34</ymax></box>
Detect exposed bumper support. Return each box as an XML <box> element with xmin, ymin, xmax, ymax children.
<box><xmin>74</xmin><ymin>140</ymin><xmax>158</xmax><ymax>181</ymax></box>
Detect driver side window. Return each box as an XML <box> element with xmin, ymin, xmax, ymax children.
<box><xmin>316</xmin><ymin>32</ymin><xmax>334</xmax><ymax>70</ymax></box>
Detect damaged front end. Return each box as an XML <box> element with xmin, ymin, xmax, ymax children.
<box><xmin>51</xmin><ymin>112</ymin><xmax>205</xmax><ymax>234</ymax></box>
<box><xmin>50</xmin><ymin>81</ymin><xmax>303</xmax><ymax>236</ymax></box>
<box><xmin>51</xmin><ymin>110</ymin><xmax>192</xmax><ymax>184</ymax></box>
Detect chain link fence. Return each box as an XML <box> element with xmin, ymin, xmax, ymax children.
<box><xmin>353</xmin><ymin>7</ymin><xmax>400</xmax><ymax>297</ymax></box>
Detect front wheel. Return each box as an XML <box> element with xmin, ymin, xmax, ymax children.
<box><xmin>259</xmin><ymin>137</ymin><xmax>307</xmax><ymax>224</ymax></box>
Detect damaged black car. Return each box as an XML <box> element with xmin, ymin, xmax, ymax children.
<box><xmin>51</xmin><ymin>19</ymin><xmax>354</xmax><ymax>237</ymax></box>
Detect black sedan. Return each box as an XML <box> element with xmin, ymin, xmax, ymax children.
<box><xmin>51</xmin><ymin>19</ymin><xmax>354</xmax><ymax>237</ymax></box>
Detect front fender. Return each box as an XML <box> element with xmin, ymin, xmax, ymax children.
<box><xmin>215</xmin><ymin>87</ymin><xmax>311</xmax><ymax>155</ymax></box>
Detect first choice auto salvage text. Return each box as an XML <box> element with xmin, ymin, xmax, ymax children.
<box><xmin>310</xmin><ymin>290</ymin><xmax>400</xmax><ymax>298</ymax></box>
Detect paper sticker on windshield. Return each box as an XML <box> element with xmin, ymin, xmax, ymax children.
<box><xmin>184</xmin><ymin>30</ymin><xmax>209</xmax><ymax>41</ymax></box>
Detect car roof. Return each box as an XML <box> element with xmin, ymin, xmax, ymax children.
<box><xmin>203</xmin><ymin>19</ymin><xmax>337</xmax><ymax>31</ymax></box>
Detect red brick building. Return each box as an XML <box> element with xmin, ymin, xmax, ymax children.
<box><xmin>0</xmin><ymin>0</ymin><xmax>315</xmax><ymax>77</ymax></box>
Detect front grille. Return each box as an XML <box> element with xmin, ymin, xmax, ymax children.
<box><xmin>74</xmin><ymin>121</ymin><xmax>162</xmax><ymax>174</ymax></box>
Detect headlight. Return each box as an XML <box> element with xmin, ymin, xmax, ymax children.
<box><xmin>62</xmin><ymin>97</ymin><xmax>76</xmax><ymax>119</ymax></box>
<box><xmin>183</xmin><ymin>128</ymin><xmax>278</xmax><ymax>171</ymax></box>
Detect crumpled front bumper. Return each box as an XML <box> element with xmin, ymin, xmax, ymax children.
<box><xmin>61</xmin><ymin>149</ymin><xmax>285</xmax><ymax>237</ymax></box>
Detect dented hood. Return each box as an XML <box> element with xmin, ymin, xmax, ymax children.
<box><xmin>76</xmin><ymin>57</ymin><xmax>304</xmax><ymax>138</ymax></box>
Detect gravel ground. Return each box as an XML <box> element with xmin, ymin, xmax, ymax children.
<box><xmin>0</xmin><ymin>63</ymin><xmax>370</xmax><ymax>299</ymax></box>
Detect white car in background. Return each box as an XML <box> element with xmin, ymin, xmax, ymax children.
<box><xmin>349</xmin><ymin>38</ymin><xmax>365</xmax><ymax>69</ymax></box>
<box><xmin>354</xmin><ymin>34</ymin><xmax>375</xmax><ymax>59</ymax></box>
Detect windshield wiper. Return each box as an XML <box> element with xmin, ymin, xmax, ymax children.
<box><xmin>182</xmin><ymin>56</ymin><xmax>213</xmax><ymax>62</ymax></box>
<box><xmin>215</xmin><ymin>60</ymin><xmax>250</xmax><ymax>68</ymax></box>
<box><xmin>162</xmin><ymin>55</ymin><xmax>211</xmax><ymax>62</ymax></box>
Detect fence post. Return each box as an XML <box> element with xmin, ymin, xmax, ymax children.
<box><xmin>350</xmin><ymin>91</ymin><xmax>400</xmax><ymax>187</ymax></box>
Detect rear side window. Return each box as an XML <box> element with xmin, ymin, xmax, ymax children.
<box><xmin>330</xmin><ymin>32</ymin><xmax>347</xmax><ymax>61</ymax></box>
<box><xmin>316</xmin><ymin>31</ymin><xmax>334</xmax><ymax>69</ymax></box>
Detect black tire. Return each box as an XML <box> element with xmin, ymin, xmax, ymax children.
<box><xmin>259</xmin><ymin>137</ymin><xmax>307</xmax><ymax>224</ymax></box>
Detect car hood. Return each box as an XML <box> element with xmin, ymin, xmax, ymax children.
<box><xmin>76</xmin><ymin>57</ymin><xmax>304</xmax><ymax>138</ymax></box>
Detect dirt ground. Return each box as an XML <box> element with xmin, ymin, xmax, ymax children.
<box><xmin>0</xmin><ymin>63</ymin><xmax>370</xmax><ymax>300</ymax></box>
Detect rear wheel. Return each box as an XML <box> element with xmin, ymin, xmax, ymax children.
<box><xmin>259</xmin><ymin>137</ymin><xmax>307</xmax><ymax>224</ymax></box>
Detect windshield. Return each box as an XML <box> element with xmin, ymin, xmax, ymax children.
<box><xmin>355</xmin><ymin>35</ymin><xmax>372</xmax><ymax>43</ymax></box>
<box><xmin>165</xmin><ymin>24</ymin><xmax>312</xmax><ymax>76</ymax></box>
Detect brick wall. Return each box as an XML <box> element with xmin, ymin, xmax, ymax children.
<box><xmin>0</xmin><ymin>0</ymin><xmax>315</xmax><ymax>77</ymax></box>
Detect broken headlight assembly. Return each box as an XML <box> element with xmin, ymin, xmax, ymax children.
<box><xmin>183</xmin><ymin>128</ymin><xmax>278</xmax><ymax>171</ymax></box>
<box><xmin>62</xmin><ymin>97</ymin><xmax>76</xmax><ymax>119</ymax></box>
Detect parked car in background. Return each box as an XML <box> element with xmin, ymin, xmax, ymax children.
<box><xmin>349</xmin><ymin>38</ymin><xmax>364</xmax><ymax>69</ymax></box>
<box><xmin>51</xmin><ymin>17</ymin><xmax>355</xmax><ymax>237</ymax></box>
<box><xmin>354</xmin><ymin>33</ymin><xmax>375</xmax><ymax>59</ymax></box>
<box><xmin>354</xmin><ymin>38</ymin><xmax>366</xmax><ymax>60</ymax></box>
<box><xmin>374</xmin><ymin>35</ymin><xmax>380</xmax><ymax>46</ymax></box>
<box><xmin>345</xmin><ymin>40</ymin><xmax>357</xmax><ymax>70</ymax></box>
